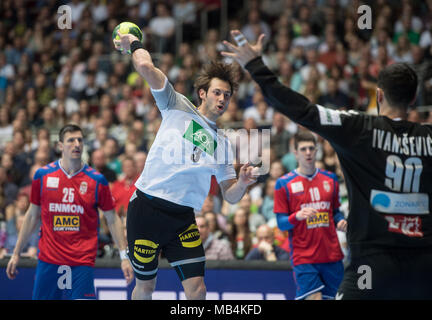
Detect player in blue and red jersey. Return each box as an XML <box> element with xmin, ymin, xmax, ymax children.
<box><xmin>6</xmin><ymin>124</ymin><xmax>133</xmax><ymax>299</ymax></box>
<box><xmin>274</xmin><ymin>131</ymin><xmax>347</xmax><ymax>300</ymax></box>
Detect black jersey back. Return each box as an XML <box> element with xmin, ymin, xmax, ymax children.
<box><xmin>246</xmin><ymin>58</ymin><xmax>432</xmax><ymax>258</ymax></box>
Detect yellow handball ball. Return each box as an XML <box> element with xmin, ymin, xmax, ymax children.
<box><xmin>112</xmin><ymin>22</ymin><xmax>144</xmax><ymax>54</ymax></box>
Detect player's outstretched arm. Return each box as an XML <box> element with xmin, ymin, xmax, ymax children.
<box><xmin>221</xmin><ymin>30</ymin><xmax>311</xmax><ymax>123</ymax></box>
<box><xmin>103</xmin><ymin>209</ymin><xmax>134</xmax><ymax>284</ymax></box>
<box><xmin>6</xmin><ymin>204</ymin><xmax>41</xmax><ymax>280</ymax></box>
<box><xmin>115</xmin><ymin>31</ymin><xmax>166</xmax><ymax>90</ymax></box>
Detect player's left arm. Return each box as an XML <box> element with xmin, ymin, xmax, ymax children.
<box><xmin>220</xmin><ymin>163</ymin><xmax>259</xmax><ymax>204</ymax></box>
<box><xmin>222</xmin><ymin>30</ymin><xmax>365</xmax><ymax>148</ymax></box>
<box><xmin>103</xmin><ymin>209</ymin><xmax>134</xmax><ymax>284</ymax></box>
<box><xmin>332</xmin><ymin>176</ymin><xmax>347</xmax><ymax>232</ymax></box>
<box><xmin>334</xmin><ymin>210</ymin><xmax>347</xmax><ymax>232</ymax></box>
<box><xmin>6</xmin><ymin>204</ymin><xmax>41</xmax><ymax>280</ymax></box>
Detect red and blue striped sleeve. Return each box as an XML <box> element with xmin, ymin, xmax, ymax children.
<box><xmin>274</xmin><ymin>177</ymin><xmax>298</xmax><ymax>230</ymax></box>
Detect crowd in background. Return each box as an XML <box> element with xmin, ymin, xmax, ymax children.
<box><xmin>0</xmin><ymin>0</ymin><xmax>431</xmax><ymax>262</ymax></box>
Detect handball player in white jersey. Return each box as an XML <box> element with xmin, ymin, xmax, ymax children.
<box><xmin>115</xmin><ymin>32</ymin><xmax>259</xmax><ymax>300</ymax></box>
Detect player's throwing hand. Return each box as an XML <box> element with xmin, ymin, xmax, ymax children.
<box><xmin>115</xmin><ymin>31</ymin><xmax>139</xmax><ymax>55</ymax></box>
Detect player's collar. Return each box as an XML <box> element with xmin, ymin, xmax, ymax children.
<box><xmin>294</xmin><ymin>168</ymin><xmax>319</xmax><ymax>181</ymax></box>
<box><xmin>201</xmin><ymin>114</ymin><xmax>216</xmax><ymax>126</ymax></box>
<box><xmin>58</xmin><ymin>160</ymin><xmax>86</xmax><ymax>179</ymax></box>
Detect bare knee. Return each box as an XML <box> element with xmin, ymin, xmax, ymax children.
<box><xmin>132</xmin><ymin>278</ymin><xmax>156</xmax><ymax>300</ymax></box>
<box><xmin>182</xmin><ymin>276</ymin><xmax>206</xmax><ymax>300</ymax></box>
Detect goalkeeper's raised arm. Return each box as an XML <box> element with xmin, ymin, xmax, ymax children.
<box><xmin>114</xmin><ymin>31</ymin><xmax>166</xmax><ymax>90</ymax></box>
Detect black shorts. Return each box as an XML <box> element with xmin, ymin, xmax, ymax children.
<box><xmin>337</xmin><ymin>249</ymin><xmax>432</xmax><ymax>300</ymax></box>
<box><xmin>126</xmin><ymin>189</ymin><xmax>205</xmax><ymax>281</ymax></box>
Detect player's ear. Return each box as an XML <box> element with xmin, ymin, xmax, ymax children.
<box><xmin>199</xmin><ymin>88</ymin><xmax>207</xmax><ymax>102</ymax></box>
<box><xmin>376</xmin><ymin>87</ymin><xmax>384</xmax><ymax>103</ymax></box>
<box><xmin>57</xmin><ymin>140</ymin><xmax>64</xmax><ymax>152</ymax></box>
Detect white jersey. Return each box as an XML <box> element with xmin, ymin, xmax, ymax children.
<box><xmin>135</xmin><ymin>77</ymin><xmax>237</xmax><ymax>211</ymax></box>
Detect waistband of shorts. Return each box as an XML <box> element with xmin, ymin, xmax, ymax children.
<box><xmin>136</xmin><ymin>189</ymin><xmax>193</xmax><ymax>214</ymax></box>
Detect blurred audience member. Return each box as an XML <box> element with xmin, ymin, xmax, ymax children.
<box><xmin>196</xmin><ymin>215</ymin><xmax>234</xmax><ymax>260</ymax></box>
<box><xmin>245</xmin><ymin>224</ymin><xmax>290</xmax><ymax>261</ymax></box>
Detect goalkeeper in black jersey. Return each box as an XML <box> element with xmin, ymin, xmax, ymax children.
<box><xmin>222</xmin><ymin>30</ymin><xmax>432</xmax><ymax>300</ymax></box>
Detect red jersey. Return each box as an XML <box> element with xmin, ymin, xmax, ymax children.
<box><xmin>111</xmin><ymin>176</ymin><xmax>137</xmax><ymax>215</ymax></box>
<box><xmin>31</xmin><ymin>161</ymin><xmax>115</xmax><ymax>266</ymax></box>
<box><xmin>274</xmin><ymin>169</ymin><xmax>344</xmax><ymax>266</ymax></box>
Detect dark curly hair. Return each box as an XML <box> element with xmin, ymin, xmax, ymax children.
<box><xmin>194</xmin><ymin>60</ymin><xmax>239</xmax><ymax>105</ymax></box>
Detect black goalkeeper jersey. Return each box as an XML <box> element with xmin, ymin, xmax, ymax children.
<box><xmin>246</xmin><ymin>57</ymin><xmax>432</xmax><ymax>258</ymax></box>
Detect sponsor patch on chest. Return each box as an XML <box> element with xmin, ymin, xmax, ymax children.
<box><xmin>53</xmin><ymin>215</ymin><xmax>80</xmax><ymax>231</ymax></box>
<box><xmin>384</xmin><ymin>215</ymin><xmax>423</xmax><ymax>237</ymax></box>
<box><xmin>291</xmin><ymin>181</ymin><xmax>304</xmax><ymax>194</ymax></box>
<box><xmin>79</xmin><ymin>181</ymin><xmax>88</xmax><ymax>195</ymax></box>
<box><xmin>306</xmin><ymin>212</ymin><xmax>330</xmax><ymax>229</ymax></box>
<box><xmin>46</xmin><ymin>177</ymin><xmax>59</xmax><ymax>189</ymax></box>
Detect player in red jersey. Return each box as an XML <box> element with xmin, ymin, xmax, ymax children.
<box><xmin>274</xmin><ymin>131</ymin><xmax>347</xmax><ymax>300</ymax></box>
<box><xmin>6</xmin><ymin>124</ymin><xmax>133</xmax><ymax>299</ymax></box>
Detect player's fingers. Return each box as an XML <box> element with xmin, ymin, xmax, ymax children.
<box><xmin>257</xmin><ymin>33</ymin><xmax>265</xmax><ymax>46</ymax></box>
<box><xmin>255</xmin><ymin>33</ymin><xmax>266</xmax><ymax>50</ymax></box>
<box><xmin>125</xmin><ymin>270</ymin><xmax>133</xmax><ymax>284</ymax></box>
<box><xmin>342</xmin><ymin>222</ymin><xmax>348</xmax><ymax>231</ymax></box>
<box><xmin>220</xmin><ymin>51</ymin><xmax>237</xmax><ymax>58</ymax></box>
<box><xmin>122</xmin><ymin>266</ymin><xmax>131</xmax><ymax>284</ymax></box>
<box><xmin>232</xmin><ymin>32</ymin><xmax>247</xmax><ymax>47</ymax></box>
<box><xmin>303</xmin><ymin>208</ymin><xmax>317</xmax><ymax>216</ymax></box>
<box><xmin>230</xmin><ymin>29</ymin><xmax>244</xmax><ymax>39</ymax></box>
<box><xmin>222</xmin><ymin>40</ymin><xmax>239</xmax><ymax>52</ymax></box>
<box><xmin>6</xmin><ymin>263</ymin><xmax>17</xmax><ymax>279</ymax></box>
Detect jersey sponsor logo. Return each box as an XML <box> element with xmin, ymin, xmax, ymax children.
<box><xmin>323</xmin><ymin>181</ymin><xmax>330</xmax><ymax>193</ymax></box>
<box><xmin>384</xmin><ymin>215</ymin><xmax>423</xmax><ymax>237</ymax></box>
<box><xmin>53</xmin><ymin>215</ymin><xmax>80</xmax><ymax>231</ymax></box>
<box><xmin>47</xmin><ymin>176</ymin><xmax>60</xmax><ymax>189</ymax></box>
<box><xmin>316</xmin><ymin>105</ymin><xmax>342</xmax><ymax>126</ymax></box>
<box><xmin>300</xmin><ymin>201</ymin><xmax>331</xmax><ymax>211</ymax></box>
<box><xmin>133</xmin><ymin>239</ymin><xmax>159</xmax><ymax>264</ymax></box>
<box><xmin>291</xmin><ymin>181</ymin><xmax>304</xmax><ymax>194</ymax></box>
<box><xmin>49</xmin><ymin>202</ymin><xmax>84</xmax><ymax>214</ymax></box>
<box><xmin>306</xmin><ymin>212</ymin><xmax>330</xmax><ymax>229</ymax></box>
<box><xmin>183</xmin><ymin>120</ymin><xmax>217</xmax><ymax>156</ymax></box>
<box><xmin>179</xmin><ymin>224</ymin><xmax>202</xmax><ymax>248</ymax></box>
<box><xmin>370</xmin><ymin>189</ymin><xmax>429</xmax><ymax>215</ymax></box>
<box><xmin>79</xmin><ymin>182</ymin><xmax>88</xmax><ymax>195</ymax></box>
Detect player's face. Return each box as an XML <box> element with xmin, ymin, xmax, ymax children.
<box><xmin>201</xmin><ymin>78</ymin><xmax>232</xmax><ymax>121</ymax></box>
<box><xmin>295</xmin><ymin>141</ymin><xmax>317</xmax><ymax>168</ymax></box>
<box><xmin>59</xmin><ymin>131</ymin><xmax>84</xmax><ymax>160</ymax></box>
